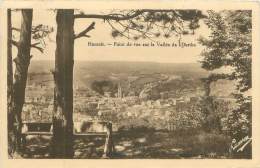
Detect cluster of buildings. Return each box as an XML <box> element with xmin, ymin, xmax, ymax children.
<box><xmin>22</xmin><ymin>77</ymin><xmax>204</xmax><ymax>131</ymax></box>
<box><xmin>73</xmin><ymin>86</ymin><xmax>202</xmax><ymax>130</ymax></box>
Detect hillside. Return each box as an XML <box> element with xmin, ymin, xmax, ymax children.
<box><xmin>28</xmin><ymin>60</ymin><xmax>208</xmax><ymax>82</ymax></box>
<box><xmin>26</xmin><ymin>60</ymin><xmax>235</xmax><ymax>98</ymax></box>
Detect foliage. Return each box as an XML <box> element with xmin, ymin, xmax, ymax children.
<box><xmin>199</xmin><ymin>10</ymin><xmax>252</xmax><ymax>139</ymax></box>
<box><xmin>197</xmin><ymin>96</ymin><xmax>234</xmax><ymax>133</ymax></box>
<box><xmin>108</xmin><ymin>10</ymin><xmax>206</xmax><ymax>40</ymax></box>
<box><xmin>170</xmin><ymin>109</ymin><xmax>205</xmax><ymax>131</ymax></box>
<box><xmin>76</xmin><ymin>9</ymin><xmax>206</xmax><ymax>40</ymax></box>
<box><xmin>227</xmin><ymin>94</ymin><xmax>252</xmax><ymax>139</ymax></box>
<box><xmin>11</xmin><ymin>12</ymin><xmax>54</xmax><ymax>53</ymax></box>
<box><xmin>31</xmin><ymin>24</ymin><xmax>54</xmax><ymax>48</ymax></box>
<box><xmin>90</xmin><ymin>80</ymin><xmax>117</xmax><ymax>95</ymax></box>
<box><xmin>199</xmin><ymin>10</ymin><xmax>251</xmax><ymax>92</ymax></box>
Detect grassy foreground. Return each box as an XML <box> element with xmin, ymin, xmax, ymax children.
<box><xmin>21</xmin><ymin>129</ymin><xmax>232</xmax><ymax>159</ymax></box>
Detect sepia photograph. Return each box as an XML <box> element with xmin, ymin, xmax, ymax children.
<box><xmin>6</xmin><ymin>7</ymin><xmax>253</xmax><ymax>160</ymax></box>
<box><xmin>0</xmin><ymin>1</ymin><xmax>259</xmax><ymax>167</ymax></box>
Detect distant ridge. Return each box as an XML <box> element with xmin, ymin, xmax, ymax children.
<box><xmin>27</xmin><ymin>60</ymin><xmax>235</xmax><ymax>97</ymax></box>
<box><xmin>29</xmin><ymin>60</ymin><xmax>208</xmax><ymax>76</ymax></box>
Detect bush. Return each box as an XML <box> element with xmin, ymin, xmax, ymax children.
<box><xmin>227</xmin><ymin>95</ymin><xmax>252</xmax><ymax>139</ymax></box>
<box><xmin>170</xmin><ymin>109</ymin><xmax>205</xmax><ymax>131</ymax></box>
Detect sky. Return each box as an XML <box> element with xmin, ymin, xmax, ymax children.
<box><xmin>11</xmin><ymin>9</ymin><xmax>210</xmax><ymax>63</ymax></box>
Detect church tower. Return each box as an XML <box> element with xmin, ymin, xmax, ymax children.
<box><xmin>118</xmin><ymin>82</ymin><xmax>122</xmax><ymax>98</ymax></box>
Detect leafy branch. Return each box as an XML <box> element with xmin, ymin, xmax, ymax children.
<box><xmin>75</xmin><ymin>9</ymin><xmax>206</xmax><ymax>40</ymax></box>
<box><xmin>11</xmin><ymin>24</ymin><xmax>54</xmax><ymax>53</ymax></box>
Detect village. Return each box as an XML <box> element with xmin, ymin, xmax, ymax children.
<box><xmin>22</xmin><ymin>77</ymin><xmax>205</xmax><ymax>133</ymax></box>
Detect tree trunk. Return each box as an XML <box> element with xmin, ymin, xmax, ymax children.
<box><xmin>12</xmin><ymin>9</ymin><xmax>33</xmax><ymax>154</ymax></box>
<box><xmin>7</xmin><ymin>9</ymin><xmax>15</xmax><ymax>157</ymax></box>
<box><xmin>52</xmin><ymin>9</ymin><xmax>74</xmax><ymax>158</ymax></box>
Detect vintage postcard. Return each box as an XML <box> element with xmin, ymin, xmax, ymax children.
<box><xmin>0</xmin><ymin>0</ymin><xmax>260</xmax><ymax>168</ymax></box>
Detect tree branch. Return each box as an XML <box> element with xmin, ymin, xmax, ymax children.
<box><xmin>31</xmin><ymin>42</ymin><xmax>44</xmax><ymax>53</ymax></box>
<box><xmin>12</xmin><ymin>40</ymin><xmax>44</xmax><ymax>53</ymax></box>
<box><xmin>74</xmin><ymin>10</ymin><xmax>186</xmax><ymax>20</ymax></box>
<box><xmin>74</xmin><ymin>22</ymin><xmax>95</xmax><ymax>39</ymax></box>
<box><xmin>11</xmin><ymin>27</ymin><xmax>21</xmax><ymax>32</ymax></box>
<box><xmin>11</xmin><ymin>40</ymin><xmax>19</xmax><ymax>47</ymax></box>
<box><xmin>74</xmin><ymin>10</ymin><xmax>144</xmax><ymax>20</ymax></box>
